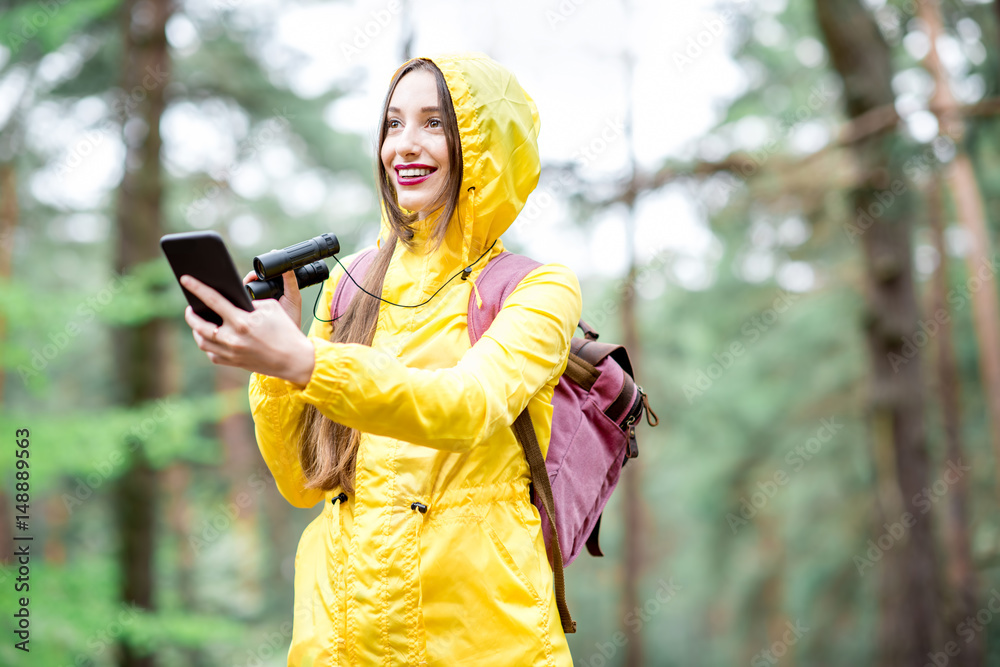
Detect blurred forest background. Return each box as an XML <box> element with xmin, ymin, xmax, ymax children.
<box><xmin>4</xmin><ymin>0</ymin><xmax>1000</xmax><ymax>665</ymax></box>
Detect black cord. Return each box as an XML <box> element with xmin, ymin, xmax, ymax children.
<box><xmin>310</xmin><ymin>239</ymin><xmax>498</xmax><ymax>323</ymax></box>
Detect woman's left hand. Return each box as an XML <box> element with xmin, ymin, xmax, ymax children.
<box><xmin>180</xmin><ymin>274</ymin><xmax>315</xmax><ymax>387</ymax></box>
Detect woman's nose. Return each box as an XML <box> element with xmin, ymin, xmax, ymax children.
<box><xmin>396</xmin><ymin>125</ymin><xmax>421</xmax><ymax>157</ymax></box>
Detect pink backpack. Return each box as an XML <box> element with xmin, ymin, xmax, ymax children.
<box><xmin>330</xmin><ymin>249</ymin><xmax>659</xmax><ymax>634</ymax></box>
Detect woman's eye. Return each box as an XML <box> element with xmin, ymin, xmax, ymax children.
<box><xmin>387</xmin><ymin>119</ymin><xmax>401</xmax><ymax>129</ymax></box>
<box><xmin>428</xmin><ymin>118</ymin><xmax>442</xmax><ymax>129</ymax></box>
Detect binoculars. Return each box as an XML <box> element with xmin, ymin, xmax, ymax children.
<box><xmin>246</xmin><ymin>233</ymin><xmax>340</xmax><ymax>300</ymax></box>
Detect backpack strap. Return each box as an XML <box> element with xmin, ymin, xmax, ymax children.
<box><xmin>467</xmin><ymin>251</ymin><xmax>577</xmax><ymax>634</ymax></box>
<box><xmin>512</xmin><ymin>411</ymin><xmax>577</xmax><ymax>634</ymax></box>
<box><xmin>329</xmin><ymin>247</ymin><xmax>378</xmax><ymax>321</ymax></box>
<box><xmin>466</xmin><ymin>251</ymin><xmax>543</xmax><ymax>340</ymax></box>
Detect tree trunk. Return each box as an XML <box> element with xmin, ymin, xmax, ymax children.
<box><xmin>993</xmin><ymin>0</ymin><xmax>1000</xmax><ymax>80</ymax></box>
<box><xmin>163</xmin><ymin>463</ymin><xmax>209</xmax><ymax>667</ymax></box>
<box><xmin>920</xmin><ymin>0</ymin><xmax>1000</xmax><ymax>506</ymax></box>
<box><xmin>260</xmin><ymin>467</ymin><xmax>295</xmax><ymax>612</ymax></box>
<box><xmin>814</xmin><ymin>1</ymin><xmax>942</xmax><ymax>664</ymax></box>
<box><xmin>113</xmin><ymin>0</ymin><xmax>173</xmax><ymax>665</ymax></box>
<box><xmin>0</xmin><ymin>163</ymin><xmax>17</xmax><ymax>405</ymax></box>
<box><xmin>216</xmin><ymin>365</ymin><xmax>262</xmax><ymax>608</ymax></box>
<box><xmin>0</xmin><ymin>163</ymin><xmax>18</xmax><ymax>565</ymax></box>
<box><xmin>759</xmin><ymin>516</ymin><xmax>793</xmax><ymax>667</ymax></box>
<box><xmin>619</xmin><ymin>30</ymin><xmax>645</xmax><ymax>666</ymax></box>
<box><xmin>398</xmin><ymin>0</ymin><xmax>414</xmax><ymax>63</ymax></box>
<box><xmin>928</xmin><ymin>176</ymin><xmax>981</xmax><ymax>666</ymax></box>
<box><xmin>620</xmin><ymin>239</ymin><xmax>644</xmax><ymax>667</ymax></box>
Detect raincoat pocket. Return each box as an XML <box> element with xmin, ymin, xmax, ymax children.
<box><xmin>478</xmin><ymin>507</ymin><xmax>544</xmax><ymax>609</ymax></box>
<box><xmin>420</xmin><ymin>508</ymin><xmax>555</xmax><ymax>666</ymax></box>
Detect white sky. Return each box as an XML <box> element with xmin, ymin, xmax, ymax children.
<box><xmin>15</xmin><ymin>0</ymin><xmax>825</xmax><ymax>289</ymax></box>
<box><xmin>261</xmin><ymin>0</ymin><xmax>748</xmax><ymax>280</ymax></box>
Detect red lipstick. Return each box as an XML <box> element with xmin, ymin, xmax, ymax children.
<box><xmin>394</xmin><ymin>163</ymin><xmax>437</xmax><ymax>186</ymax></box>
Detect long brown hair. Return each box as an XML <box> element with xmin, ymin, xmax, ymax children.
<box><xmin>297</xmin><ymin>58</ymin><xmax>464</xmax><ymax>494</ymax></box>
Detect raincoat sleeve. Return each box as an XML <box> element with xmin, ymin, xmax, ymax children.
<box><xmin>247</xmin><ymin>268</ymin><xmax>340</xmax><ymax>508</ymax></box>
<box><xmin>287</xmin><ymin>263</ymin><xmax>582</xmax><ymax>452</ymax></box>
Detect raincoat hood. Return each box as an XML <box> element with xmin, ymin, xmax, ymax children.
<box><xmin>379</xmin><ymin>52</ymin><xmax>541</xmax><ymax>272</ymax></box>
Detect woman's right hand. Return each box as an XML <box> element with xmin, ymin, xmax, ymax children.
<box><xmin>242</xmin><ymin>270</ymin><xmax>302</xmax><ymax>326</ymax></box>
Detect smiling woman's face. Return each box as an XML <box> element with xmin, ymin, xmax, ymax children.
<box><xmin>380</xmin><ymin>69</ymin><xmax>451</xmax><ymax>221</ymax></box>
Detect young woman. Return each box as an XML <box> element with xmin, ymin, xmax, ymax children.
<box><xmin>181</xmin><ymin>53</ymin><xmax>581</xmax><ymax>666</ymax></box>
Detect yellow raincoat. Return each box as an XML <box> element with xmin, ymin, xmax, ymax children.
<box><xmin>249</xmin><ymin>53</ymin><xmax>580</xmax><ymax>666</ymax></box>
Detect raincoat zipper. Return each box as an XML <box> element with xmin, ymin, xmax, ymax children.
<box><xmin>329</xmin><ymin>492</ymin><xmax>348</xmax><ymax>663</ymax></box>
<box><xmin>407</xmin><ymin>499</ymin><xmax>429</xmax><ymax>665</ymax></box>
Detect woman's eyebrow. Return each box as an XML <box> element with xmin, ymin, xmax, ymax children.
<box><xmin>387</xmin><ymin>106</ymin><xmax>442</xmax><ymax>113</ymax></box>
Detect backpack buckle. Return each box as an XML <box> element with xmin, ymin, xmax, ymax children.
<box><xmin>578</xmin><ymin>320</ymin><xmax>600</xmax><ymax>341</ymax></box>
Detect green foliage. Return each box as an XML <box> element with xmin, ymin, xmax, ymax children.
<box><xmin>0</xmin><ymin>0</ymin><xmax>121</xmax><ymax>58</ymax></box>
<box><xmin>0</xmin><ymin>557</ymin><xmax>248</xmax><ymax>665</ymax></box>
<box><xmin>5</xmin><ymin>0</ymin><xmax>1000</xmax><ymax>664</ymax></box>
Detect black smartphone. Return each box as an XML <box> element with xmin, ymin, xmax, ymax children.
<box><xmin>160</xmin><ymin>231</ymin><xmax>254</xmax><ymax>326</ymax></box>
